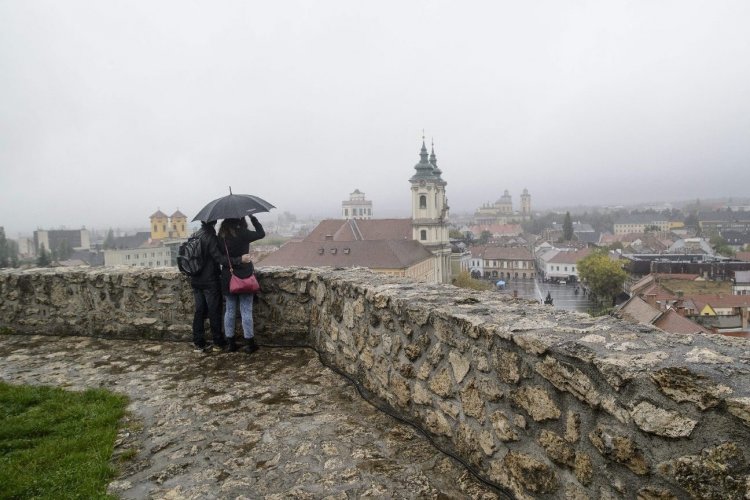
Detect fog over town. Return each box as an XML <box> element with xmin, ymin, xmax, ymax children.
<box><xmin>1</xmin><ymin>1</ymin><xmax>749</xmax><ymax>235</ymax></box>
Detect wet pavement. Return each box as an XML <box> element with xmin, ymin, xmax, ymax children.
<box><xmin>496</xmin><ymin>279</ymin><xmax>595</xmax><ymax>313</ymax></box>
<box><xmin>0</xmin><ymin>334</ymin><xmax>500</xmax><ymax>499</ymax></box>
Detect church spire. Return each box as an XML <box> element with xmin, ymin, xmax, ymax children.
<box><xmin>430</xmin><ymin>138</ymin><xmax>443</xmax><ymax>177</ymax></box>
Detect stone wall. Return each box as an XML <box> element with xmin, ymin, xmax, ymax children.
<box><xmin>1</xmin><ymin>266</ymin><xmax>749</xmax><ymax>499</ymax></box>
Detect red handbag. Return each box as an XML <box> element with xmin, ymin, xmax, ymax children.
<box><xmin>224</xmin><ymin>241</ymin><xmax>261</xmax><ymax>294</ymax></box>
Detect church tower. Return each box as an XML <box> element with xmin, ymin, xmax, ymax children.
<box><xmin>520</xmin><ymin>188</ymin><xmax>531</xmax><ymax>217</ymax></box>
<box><xmin>150</xmin><ymin>209</ymin><xmax>169</xmax><ymax>240</ymax></box>
<box><xmin>410</xmin><ymin>138</ymin><xmax>451</xmax><ymax>284</ymax></box>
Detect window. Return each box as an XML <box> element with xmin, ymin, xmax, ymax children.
<box><xmin>419</xmin><ymin>195</ymin><xmax>427</xmax><ymax>209</ymax></box>
<box><xmin>420</xmin><ymin>229</ymin><xmax>427</xmax><ymax>240</ymax></box>
<box><xmin>344</xmin><ymin>209</ymin><xmax>348</xmax><ymax>216</ymax></box>
<box><xmin>157</xmin><ymin>260</ymin><xmax>160</xmax><ymax>266</ymax></box>
<box><xmin>162</xmin><ymin>224</ymin><xmax>166</xmax><ymax>232</ymax></box>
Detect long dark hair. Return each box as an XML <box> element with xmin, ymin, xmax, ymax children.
<box><xmin>218</xmin><ymin>217</ymin><xmax>248</xmax><ymax>239</ymax></box>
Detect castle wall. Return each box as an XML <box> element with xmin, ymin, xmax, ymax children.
<box><xmin>1</xmin><ymin>266</ymin><xmax>749</xmax><ymax>498</ymax></box>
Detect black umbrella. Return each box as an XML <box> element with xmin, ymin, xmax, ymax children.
<box><xmin>192</xmin><ymin>188</ymin><xmax>276</xmax><ymax>222</ymax></box>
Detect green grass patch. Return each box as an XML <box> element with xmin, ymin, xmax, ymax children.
<box><xmin>0</xmin><ymin>382</ymin><xmax>128</xmax><ymax>499</ymax></box>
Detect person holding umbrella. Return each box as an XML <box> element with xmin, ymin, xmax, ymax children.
<box><xmin>193</xmin><ymin>189</ymin><xmax>274</xmax><ymax>353</ymax></box>
<box><xmin>219</xmin><ymin>214</ymin><xmax>266</xmax><ymax>353</ymax></box>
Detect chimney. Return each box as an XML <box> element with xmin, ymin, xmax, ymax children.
<box><xmin>645</xmin><ymin>293</ymin><xmax>657</xmax><ymax>308</ymax></box>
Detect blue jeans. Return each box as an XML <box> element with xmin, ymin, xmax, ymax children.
<box><xmin>224</xmin><ymin>294</ymin><xmax>254</xmax><ymax>339</ymax></box>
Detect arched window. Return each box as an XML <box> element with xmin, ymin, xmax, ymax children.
<box><xmin>419</xmin><ymin>195</ymin><xmax>427</xmax><ymax>209</ymax></box>
<box><xmin>420</xmin><ymin>229</ymin><xmax>427</xmax><ymax>241</ymax></box>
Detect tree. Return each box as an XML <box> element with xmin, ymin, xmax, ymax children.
<box><xmin>103</xmin><ymin>229</ymin><xmax>116</xmax><ymax>249</ymax></box>
<box><xmin>478</xmin><ymin>230</ymin><xmax>491</xmax><ymax>245</ymax></box>
<box><xmin>710</xmin><ymin>235</ymin><xmax>734</xmax><ymax>257</ymax></box>
<box><xmin>449</xmin><ymin>229</ymin><xmax>464</xmax><ymax>240</ymax></box>
<box><xmin>684</xmin><ymin>212</ymin><xmax>699</xmax><ymax>230</ymax></box>
<box><xmin>577</xmin><ymin>251</ymin><xmax>627</xmax><ymax>307</ymax></box>
<box><xmin>563</xmin><ymin>212</ymin><xmax>574</xmax><ymax>241</ymax></box>
<box><xmin>56</xmin><ymin>240</ymin><xmax>73</xmax><ymax>260</ymax></box>
<box><xmin>37</xmin><ymin>244</ymin><xmax>51</xmax><ymax>267</ymax></box>
<box><xmin>452</xmin><ymin>271</ymin><xmax>493</xmax><ymax>291</ymax></box>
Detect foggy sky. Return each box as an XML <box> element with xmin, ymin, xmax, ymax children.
<box><xmin>1</xmin><ymin>1</ymin><xmax>749</xmax><ymax>237</ymax></box>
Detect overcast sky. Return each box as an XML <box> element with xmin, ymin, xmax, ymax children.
<box><xmin>1</xmin><ymin>1</ymin><xmax>749</xmax><ymax>236</ymax></box>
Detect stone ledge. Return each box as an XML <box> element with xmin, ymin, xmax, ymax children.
<box><xmin>2</xmin><ymin>266</ymin><xmax>749</xmax><ymax>498</ymax></box>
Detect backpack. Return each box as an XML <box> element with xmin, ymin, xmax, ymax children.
<box><xmin>177</xmin><ymin>231</ymin><xmax>205</xmax><ymax>277</ymax></box>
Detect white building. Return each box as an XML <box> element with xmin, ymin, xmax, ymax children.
<box><xmin>104</xmin><ymin>243</ymin><xmax>176</xmax><ymax>268</ymax></box>
<box><xmin>342</xmin><ymin>189</ymin><xmax>373</xmax><ymax>220</ymax></box>
<box><xmin>734</xmin><ymin>271</ymin><xmax>750</xmax><ymax>296</ymax></box>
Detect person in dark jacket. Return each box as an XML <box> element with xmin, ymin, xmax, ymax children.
<box><xmin>218</xmin><ymin>215</ymin><xmax>265</xmax><ymax>353</ymax></box>
<box><xmin>190</xmin><ymin>220</ymin><xmax>247</xmax><ymax>352</ymax></box>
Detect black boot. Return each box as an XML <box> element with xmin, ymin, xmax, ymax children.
<box><xmin>225</xmin><ymin>337</ymin><xmax>238</xmax><ymax>352</ymax></box>
<box><xmin>243</xmin><ymin>338</ymin><xmax>259</xmax><ymax>354</ymax></box>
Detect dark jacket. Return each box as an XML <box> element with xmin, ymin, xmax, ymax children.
<box><xmin>190</xmin><ymin>224</ymin><xmax>241</xmax><ymax>289</ymax></box>
<box><xmin>219</xmin><ymin>216</ymin><xmax>265</xmax><ymax>294</ymax></box>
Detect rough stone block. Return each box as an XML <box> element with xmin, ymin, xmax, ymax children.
<box><xmin>511</xmin><ymin>385</ymin><xmax>561</xmax><ymax>422</ymax></box>
<box><xmin>490</xmin><ymin>411</ymin><xmax>518</xmax><ymax>442</ymax></box>
<box><xmin>503</xmin><ymin>451</ymin><xmax>560</xmax><ymax>494</ymax></box>
<box><xmin>651</xmin><ymin>367</ymin><xmax>732</xmax><ymax>410</ymax></box>
<box><xmin>492</xmin><ymin>349</ymin><xmax>521</xmax><ymax>384</ymax></box>
<box><xmin>657</xmin><ymin>442</ymin><xmax>748</xmax><ymax>499</ymax></box>
<box><xmin>536</xmin><ymin>356</ymin><xmax>600</xmax><ymax>408</ymax></box>
<box><xmin>412</xmin><ymin>382</ymin><xmax>431</xmax><ymax>405</ymax></box>
<box><xmin>459</xmin><ymin>381</ymin><xmax>485</xmax><ymax>422</ymax></box>
<box><xmin>448</xmin><ymin>350</ymin><xmax>471</xmax><ymax>383</ymax></box>
<box><xmin>427</xmin><ymin>367</ymin><xmax>453</xmax><ymax>398</ymax></box>
<box><xmin>574</xmin><ymin>453</ymin><xmax>593</xmax><ymax>486</ymax></box>
<box><xmin>589</xmin><ymin>425</ymin><xmax>649</xmax><ymax>475</ymax></box>
<box><xmin>630</xmin><ymin>401</ymin><xmax>697</xmax><ymax>438</ymax></box>
<box><xmin>726</xmin><ymin>397</ymin><xmax>750</xmax><ymax>428</ymax></box>
<box><xmin>538</xmin><ymin>430</ymin><xmax>576</xmax><ymax>467</ymax></box>
<box><xmin>565</xmin><ymin>411</ymin><xmax>581</xmax><ymax>443</ymax></box>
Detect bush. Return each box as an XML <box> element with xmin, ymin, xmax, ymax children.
<box><xmin>452</xmin><ymin>271</ymin><xmax>493</xmax><ymax>291</ymax></box>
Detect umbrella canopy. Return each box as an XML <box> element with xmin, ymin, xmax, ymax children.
<box><xmin>192</xmin><ymin>191</ymin><xmax>275</xmax><ymax>222</ymax></box>
<box><xmin>496</xmin><ymin>280</ymin><xmax>506</xmax><ymax>286</ymax></box>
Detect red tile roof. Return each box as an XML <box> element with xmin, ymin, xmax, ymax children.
<box><xmin>653</xmin><ymin>309</ymin><xmax>711</xmax><ymax>335</ymax></box>
<box><xmin>736</xmin><ymin>252</ymin><xmax>750</xmax><ymax>262</ymax></box>
<box><xmin>483</xmin><ymin>246</ymin><xmax>533</xmax><ymax>261</ymax></box>
<box><xmin>304</xmin><ymin>219</ymin><xmax>411</xmax><ymax>242</ymax></box>
<box><xmin>689</xmin><ymin>294</ymin><xmax>750</xmax><ymax>310</ymax></box>
<box><xmin>258</xmin><ymin>239</ymin><xmax>433</xmax><ymax>269</ymax></box>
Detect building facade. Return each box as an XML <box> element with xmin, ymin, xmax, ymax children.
<box><xmin>342</xmin><ymin>189</ymin><xmax>373</xmax><ymax>220</ymax></box>
<box><xmin>150</xmin><ymin>209</ymin><xmax>188</xmax><ymax>240</ymax></box>
<box><xmin>474</xmin><ymin>189</ymin><xmax>532</xmax><ymax>225</ymax></box>
<box><xmin>34</xmin><ymin>228</ymin><xmax>90</xmax><ymax>254</ymax></box>
<box><xmin>103</xmin><ymin>244</ymin><xmax>176</xmax><ymax>268</ymax></box>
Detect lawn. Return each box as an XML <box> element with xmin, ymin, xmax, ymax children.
<box><xmin>0</xmin><ymin>382</ymin><xmax>128</xmax><ymax>499</ymax></box>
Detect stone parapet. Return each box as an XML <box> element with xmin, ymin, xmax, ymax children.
<box><xmin>1</xmin><ymin>266</ymin><xmax>749</xmax><ymax>498</ymax></box>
